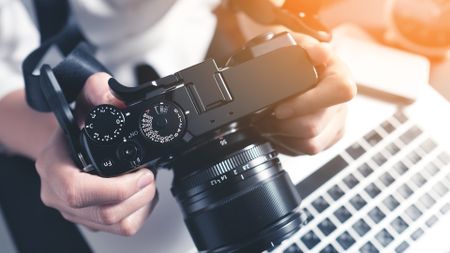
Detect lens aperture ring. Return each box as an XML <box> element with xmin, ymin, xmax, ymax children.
<box><xmin>174</xmin><ymin>142</ymin><xmax>276</xmax><ymax>193</ymax></box>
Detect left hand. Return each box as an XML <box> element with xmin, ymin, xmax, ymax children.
<box><xmin>257</xmin><ymin>33</ymin><xmax>357</xmax><ymax>155</ymax></box>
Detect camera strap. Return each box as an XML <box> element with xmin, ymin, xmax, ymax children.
<box><xmin>22</xmin><ymin>21</ymin><xmax>108</xmax><ymax>112</ymax></box>
<box><xmin>23</xmin><ymin>1</ymin><xmax>109</xmax><ymax>169</ymax></box>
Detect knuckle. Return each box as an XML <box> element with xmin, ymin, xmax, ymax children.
<box><xmin>118</xmin><ymin>219</ymin><xmax>138</xmax><ymax>236</ymax></box>
<box><xmin>61</xmin><ymin>212</ymin><xmax>72</xmax><ymax>221</ymax></box>
<box><xmin>303</xmin><ymin>122</ymin><xmax>320</xmax><ymax>138</ymax></box>
<box><xmin>34</xmin><ymin>158</ymin><xmax>47</xmax><ymax>178</ymax></box>
<box><xmin>338</xmin><ymin>77</ymin><xmax>357</xmax><ymax>102</ymax></box>
<box><xmin>97</xmin><ymin>207</ymin><xmax>119</xmax><ymax>225</ymax></box>
<box><xmin>40</xmin><ymin>189</ymin><xmax>52</xmax><ymax>207</ymax></box>
<box><xmin>63</xmin><ymin>184</ymin><xmax>83</xmax><ymax>208</ymax></box>
<box><xmin>303</xmin><ymin>140</ymin><xmax>322</xmax><ymax>155</ymax></box>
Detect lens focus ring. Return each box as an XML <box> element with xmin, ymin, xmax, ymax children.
<box><xmin>174</xmin><ymin>142</ymin><xmax>276</xmax><ymax>193</ymax></box>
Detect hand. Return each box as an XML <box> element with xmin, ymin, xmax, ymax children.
<box><xmin>36</xmin><ymin>73</ymin><xmax>157</xmax><ymax>236</ymax></box>
<box><xmin>257</xmin><ymin>34</ymin><xmax>357</xmax><ymax>155</ymax></box>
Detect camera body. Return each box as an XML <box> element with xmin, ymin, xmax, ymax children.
<box><xmin>81</xmin><ymin>32</ymin><xmax>318</xmax><ymax>177</ymax></box>
<box><xmin>31</xmin><ymin>32</ymin><xmax>318</xmax><ymax>252</ymax></box>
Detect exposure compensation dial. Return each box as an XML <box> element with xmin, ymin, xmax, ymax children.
<box><xmin>84</xmin><ymin>104</ymin><xmax>125</xmax><ymax>144</ymax></box>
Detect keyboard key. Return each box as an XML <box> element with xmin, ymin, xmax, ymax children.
<box><xmin>381</xmin><ymin>120</ymin><xmax>395</xmax><ymax>133</ymax></box>
<box><xmin>343</xmin><ymin>174</ymin><xmax>359</xmax><ymax>189</ymax></box>
<box><xmin>411</xmin><ymin>172</ymin><xmax>427</xmax><ymax>187</ymax></box>
<box><xmin>438</xmin><ymin>152</ymin><xmax>450</xmax><ymax>165</ymax></box>
<box><xmin>425</xmin><ymin>162</ymin><xmax>440</xmax><ymax>177</ymax></box>
<box><xmin>432</xmin><ymin>182</ymin><xmax>449</xmax><ymax>197</ymax></box>
<box><xmin>336</xmin><ymin>231</ymin><xmax>355</xmax><ymax>250</ymax></box>
<box><xmin>365</xmin><ymin>130</ymin><xmax>383</xmax><ymax>146</ymax></box>
<box><xmin>405</xmin><ymin>205</ymin><xmax>422</xmax><ymax>221</ymax></box>
<box><xmin>391</xmin><ymin>216</ymin><xmax>408</xmax><ymax>234</ymax></box>
<box><xmin>410</xmin><ymin>228</ymin><xmax>424</xmax><ymax>241</ymax></box>
<box><xmin>320</xmin><ymin>244</ymin><xmax>338</xmax><ymax>253</ymax></box>
<box><xmin>350</xmin><ymin>194</ymin><xmax>367</xmax><ymax>210</ymax></box>
<box><xmin>425</xmin><ymin>215</ymin><xmax>438</xmax><ymax>228</ymax></box>
<box><xmin>334</xmin><ymin>206</ymin><xmax>352</xmax><ymax>223</ymax></box>
<box><xmin>420</xmin><ymin>139</ymin><xmax>437</xmax><ymax>153</ymax></box>
<box><xmin>360</xmin><ymin>242</ymin><xmax>379</xmax><ymax>253</ymax></box>
<box><xmin>327</xmin><ymin>185</ymin><xmax>345</xmax><ymax>201</ymax></box>
<box><xmin>440</xmin><ymin>203</ymin><xmax>450</xmax><ymax>214</ymax></box>
<box><xmin>358</xmin><ymin>163</ymin><xmax>373</xmax><ymax>177</ymax></box>
<box><xmin>312</xmin><ymin>196</ymin><xmax>330</xmax><ymax>213</ymax></box>
<box><xmin>375</xmin><ymin>229</ymin><xmax>394</xmax><ymax>247</ymax></box>
<box><xmin>407</xmin><ymin>151</ymin><xmax>423</xmax><ymax>164</ymax></box>
<box><xmin>372</xmin><ymin>153</ymin><xmax>387</xmax><ymax>166</ymax></box>
<box><xmin>317</xmin><ymin>218</ymin><xmax>336</xmax><ymax>236</ymax></box>
<box><xmin>394</xmin><ymin>111</ymin><xmax>408</xmax><ymax>123</ymax></box>
<box><xmin>379</xmin><ymin>172</ymin><xmax>395</xmax><ymax>187</ymax></box>
<box><xmin>365</xmin><ymin>183</ymin><xmax>381</xmax><ymax>199</ymax></box>
<box><xmin>419</xmin><ymin>193</ymin><xmax>436</xmax><ymax>209</ymax></box>
<box><xmin>346</xmin><ymin>142</ymin><xmax>366</xmax><ymax>160</ymax></box>
<box><xmin>395</xmin><ymin>241</ymin><xmax>410</xmax><ymax>253</ymax></box>
<box><xmin>397</xmin><ymin>184</ymin><xmax>414</xmax><ymax>199</ymax></box>
<box><xmin>352</xmin><ymin>219</ymin><xmax>371</xmax><ymax>236</ymax></box>
<box><xmin>284</xmin><ymin>244</ymin><xmax>303</xmax><ymax>253</ymax></box>
<box><xmin>399</xmin><ymin>126</ymin><xmax>422</xmax><ymax>145</ymax></box>
<box><xmin>302</xmin><ymin>208</ymin><xmax>314</xmax><ymax>223</ymax></box>
<box><xmin>385</xmin><ymin>143</ymin><xmax>400</xmax><ymax>156</ymax></box>
<box><xmin>296</xmin><ymin>156</ymin><xmax>348</xmax><ymax>198</ymax></box>
<box><xmin>368</xmin><ymin>207</ymin><xmax>386</xmax><ymax>223</ymax></box>
<box><xmin>393</xmin><ymin>161</ymin><xmax>409</xmax><ymax>175</ymax></box>
<box><xmin>301</xmin><ymin>230</ymin><xmax>321</xmax><ymax>249</ymax></box>
<box><xmin>383</xmin><ymin>195</ymin><xmax>400</xmax><ymax>211</ymax></box>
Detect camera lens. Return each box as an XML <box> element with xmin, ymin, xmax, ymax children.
<box><xmin>171</xmin><ymin>131</ymin><xmax>303</xmax><ymax>252</ymax></box>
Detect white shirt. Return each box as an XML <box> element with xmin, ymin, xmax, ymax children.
<box><xmin>0</xmin><ymin>0</ymin><xmax>220</xmax><ymax>99</ymax></box>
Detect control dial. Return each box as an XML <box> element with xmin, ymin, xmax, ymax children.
<box><xmin>139</xmin><ymin>101</ymin><xmax>186</xmax><ymax>144</ymax></box>
<box><xmin>85</xmin><ymin>104</ymin><xmax>125</xmax><ymax>144</ymax></box>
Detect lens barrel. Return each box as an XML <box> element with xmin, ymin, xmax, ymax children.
<box><xmin>171</xmin><ymin>135</ymin><xmax>303</xmax><ymax>252</ymax></box>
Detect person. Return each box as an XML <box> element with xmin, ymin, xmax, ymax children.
<box><xmin>0</xmin><ymin>0</ymin><xmax>356</xmax><ymax>252</ymax></box>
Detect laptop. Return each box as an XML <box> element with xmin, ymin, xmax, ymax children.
<box><xmin>270</xmin><ymin>84</ymin><xmax>450</xmax><ymax>253</ymax></box>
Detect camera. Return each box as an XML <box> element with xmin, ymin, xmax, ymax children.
<box><xmin>29</xmin><ymin>32</ymin><xmax>318</xmax><ymax>252</ymax></box>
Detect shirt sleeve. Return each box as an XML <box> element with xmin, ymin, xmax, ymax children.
<box><xmin>0</xmin><ymin>0</ymin><xmax>39</xmax><ymax>101</ymax></box>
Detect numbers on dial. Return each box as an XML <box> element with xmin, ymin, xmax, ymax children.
<box><xmin>85</xmin><ymin>104</ymin><xmax>125</xmax><ymax>144</ymax></box>
<box><xmin>139</xmin><ymin>101</ymin><xmax>186</xmax><ymax>144</ymax></box>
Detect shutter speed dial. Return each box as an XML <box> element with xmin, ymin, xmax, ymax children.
<box><xmin>139</xmin><ymin>101</ymin><xmax>186</xmax><ymax>144</ymax></box>
<box><xmin>85</xmin><ymin>104</ymin><xmax>125</xmax><ymax>144</ymax></box>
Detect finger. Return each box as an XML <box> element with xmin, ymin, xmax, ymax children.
<box><xmin>60</xmin><ymin>168</ymin><xmax>154</xmax><ymax>209</ymax></box>
<box><xmin>274</xmin><ymin>56</ymin><xmax>356</xmax><ymax>119</ymax></box>
<box><xmin>61</xmin><ymin>203</ymin><xmax>153</xmax><ymax>236</ymax></box>
<box><xmin>291</xmin><ymin>33</ymin><xmax>332</xmax><ymax>66</ymax></box>
<box><xmin>44</xmin><ymin>181</ymin><xmax>156</xmax><ymax>226</ymax></box>
<box><xmin>80</xmin><ymin>72</ymin><xmax>125</xmax><ymax>108</ymax></box>
<box><xmin>259</xmin><ymin>105</ymin><xmax>341</xmax><ymax>139</ymax></box>
<box><xmin>38</xmin><ymin>130</ymin><xmax>155</xmax><ymax>208</ymax></box>
<box><xmin>269</xmin><ymin>105</ymin><xmax>347</xmax><ymax>155</ymax></box>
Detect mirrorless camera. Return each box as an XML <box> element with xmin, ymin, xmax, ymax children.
<box><xmin>33</xmin><ymin>32</ymin><xmax>318</xmax><ymax>252</ymax></box>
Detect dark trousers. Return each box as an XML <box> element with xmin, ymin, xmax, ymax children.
<box><xmin>0</xmin><ymin>155</ymin><xmax>92</xmax><ymax>253</ymax></box>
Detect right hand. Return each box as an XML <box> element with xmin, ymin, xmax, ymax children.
<box><xmin>35</xmin><ymin>73</ymin><xmax>157</xmax><ymax>236</ymax></box>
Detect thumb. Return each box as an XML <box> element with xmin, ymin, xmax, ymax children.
<box><xmin>79</xmin><ymin>72</ymin><xmax>125</xmax><ymax>108</ymax></box>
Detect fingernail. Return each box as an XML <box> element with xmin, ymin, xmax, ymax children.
<box><xmin>275</xmin><ymin>106</ymin><xmax>294</xmax><ymax>119</ymax></box>
<box><xmin>137</xmin><ymin>171</ymin><xmax>154</xmax><ymax>189</ymax></box>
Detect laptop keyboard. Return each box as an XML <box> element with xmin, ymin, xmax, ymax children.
<box><xmin>273</xmin><ymin>111</ymin><xmax>450</xmax><ymax>253</ymax></box>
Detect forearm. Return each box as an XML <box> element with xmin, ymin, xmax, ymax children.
<box><xmin>0</xmin><ymin>89</ymin><xmax>57</xmax><ymax>160</ymax></box>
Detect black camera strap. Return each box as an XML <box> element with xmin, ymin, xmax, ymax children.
<box><xmin>23</xmin><ymin>1</ymin><xmax>109</xmax><ymax>169</ymax></box>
